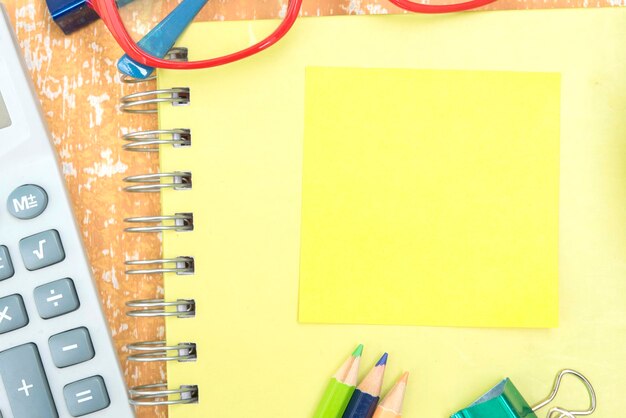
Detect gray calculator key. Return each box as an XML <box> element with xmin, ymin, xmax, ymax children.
<box><xmin>34</xmin><ymin>278</ymin><xmax>80</xmax><ymax>319</ymax></box>
<box><xmin>0</xmin><ymin>343</ymin><xmax>58</xmax><ymax>418</ymax></box>
<box><xmin>7</xmin><ymin>185</ymin><xmax>49</xmax><ymax>220</ymax></box>
<box><xmin>19</xmin><ymin>230</ymin><xmax>65</xmax><ymax>271</ymax></box>
<box><xmin>0</xmin><ymin>295</ymin><xmax>28</xmax><ymax>334</ymax></box>
<box><xmin>64</xmin><ymin>376</ymin><xmax>110</xmax><ymax>417</ymax></box>
<box><xmin>0</xmin><ymin>245</ymin><xmax>14</xmax><ymax>281</ymax></box>
<box><xmin>49</xmin><ymin>327</ymin><xmax>95</xmax><ymax>368</ymax></box>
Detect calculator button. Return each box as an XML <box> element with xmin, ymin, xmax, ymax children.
<box><xmin>0</xmin><ymin>343</ymin><xmax>58</xmax><ymax>418</ymax></box>
<box><xmin>34</xmin><ymin>278</ymin><xmax>80</xmax><ymax>319</ymax></box>
<box><xmin>63</xmin><ymin>376</ymin><xmax>110</xmax><ymax>417</ymax></box>
<box><xmin>49</xmin><ymin>327</ymin><xmax>95</xmax><ymax>368</ymax></box>
<box><xmin>0</xmin><ymin>295</ymin><xmax>28</xmax><ymax>334</ymax></box>
<box><xmin>19</xmin><ymin>230</ymin><xmax>65</xmax><ymax>271</ymax></box>
<box><xmin>0</xmin><ymin>246</ymin><xmax>14</xmax><ymax>281</ymax></box>
<box><xmin>7</xmin><ymin>185</ymin><xmax>48</xmax><ymax>220</ymax></box>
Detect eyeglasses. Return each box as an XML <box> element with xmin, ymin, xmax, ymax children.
<box><xmin>85</xmin><ymin>0</ymin><xmax>497</xmax><ymax>77</ymax></box>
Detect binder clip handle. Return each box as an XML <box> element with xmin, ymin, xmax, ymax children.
<box><xmin>531</xmin><ymin>369</ymin><xmax>597</xmax><ymax>418</ymax></box>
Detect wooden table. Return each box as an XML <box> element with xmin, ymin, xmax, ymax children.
<box><xmin>2</xmin><ymin>0</ymin><xmax>616</xmax><ymax>416</ymax></box>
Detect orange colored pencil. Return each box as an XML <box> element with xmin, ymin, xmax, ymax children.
<box><xmin>372</xmin><ymin>372</ymin><xmax>409</xmax><ymax>418</ymax></box>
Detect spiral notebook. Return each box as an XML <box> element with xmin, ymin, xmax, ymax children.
<box><xmin>124</xmin><ymin>8</ymin><xmax>626</xmax><ymax>417</ymax></box>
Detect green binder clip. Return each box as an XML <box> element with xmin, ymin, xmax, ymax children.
<box><xmin>451</xmin><ymin>369</ymin><xmax>596</xmax><ymax>418</ymax></box>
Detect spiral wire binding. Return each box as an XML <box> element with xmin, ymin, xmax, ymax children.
<box><xmin>124</xmin><ymin>213</ymin><xmax>194</xmax><ymax>233</ymax></box>
<box><xmin>120</xmin><ymin>88</ymin><xmax>190</xmax><ymax>114</ymax></box>
<box><xmin>129</xmin><ymin>384</ymin><xmax>199</xmax><ymax>406</ymax></box>
<box><xmin>123</xmin><ymin>172</ymin><xmax>192</xmax><ymax>193</ymax></box>
<box><xmin>126</xmin><ymin>299</ymin><xmax>196</xmax><ymax>318</ymax></box>
<box><xmin>123</xmin><ymin>129</ymin><xmax>191</xmax><ymax>152</ymax></box>
<box><xmin>122</xmin><ymin>49</ymin><xmax>198</xmax><ymax>406</ymax></box>
<box><xmin>125</xmin><ymin>257</ymin><xmax>195</xmax><ymax>275</ymax></box>
<box><xmin>127</xmin><ymin>341</ymin><xmax>197</xmax><ymax>363</ymax></box>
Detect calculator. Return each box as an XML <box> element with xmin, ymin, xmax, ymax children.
<box><xmin>0</xmin><ymin>4</ymin><xmax>135</xmax><ymax>418</ymax></box>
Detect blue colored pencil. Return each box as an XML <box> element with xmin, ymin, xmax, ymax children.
<box><xmin>342</xmin><ymin>353</ymin><xmax>388</xmax><ymax>418</ymax></box>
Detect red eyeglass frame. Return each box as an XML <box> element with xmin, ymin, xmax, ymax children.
<box><xmin>87</xmin><ymin>0</ymin><xmax>497</xmax><ymax>70</ymax></box>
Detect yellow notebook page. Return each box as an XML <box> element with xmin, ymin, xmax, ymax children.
<box><xmin>158</xmin><ymin>9</ymin><xmax>626</xmax><ymax>418</ymax></box>
<box><xmin>299</xmin><ymin>67</ymin><xmax>560</xmax><ymax>328</ymax></box>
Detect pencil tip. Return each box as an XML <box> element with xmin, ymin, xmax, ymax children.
<box><xmin>400</xmin><ymin>371</ymin><xmax>409</xmax><ymax>383</ymax></box>
<box><xmin>376</xmin><ymin>353</ymin><xmax>388</xmax><ymax>366</ymax></box>
<box><xmin>352</xmin><ymin>344</ymin><xmax>364</xmax><ymax>357</ymax></box>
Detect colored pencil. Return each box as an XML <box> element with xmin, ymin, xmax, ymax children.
<box><xmin>342</xmin><ymin>353</ymin><xmax>388</xmax><ymax>418</ymax></box>
<box><xmin>313</xmin><ymin>345</ymin><xmax>364</xmax><ymax>418</ymax></box>
<box><xmin>372</xmin><ymin>372</ymin><xmax>409</xmax><ymax>418</ymax></box>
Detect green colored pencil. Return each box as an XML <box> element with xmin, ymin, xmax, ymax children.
<box><xmin>313</xmin><ymin>345</ymin><xmax>364</xmax><ymax>418</ymax></box>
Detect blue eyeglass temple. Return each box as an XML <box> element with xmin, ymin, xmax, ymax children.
<box><xmin>117</xmin><ymin>0</ymin><xmax>208</xmax><ymax>79</ymax></box>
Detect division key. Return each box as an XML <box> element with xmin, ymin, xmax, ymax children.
<box><xmin>0</xmin><ymin>343</ymin><xmax>58</xmax><ymax>418</ymax></box>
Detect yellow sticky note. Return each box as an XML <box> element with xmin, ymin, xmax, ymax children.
<box><xmin>299</xmin><ymin>67</ymin><xmax>560</xmax><ymax>328</ymax></box>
